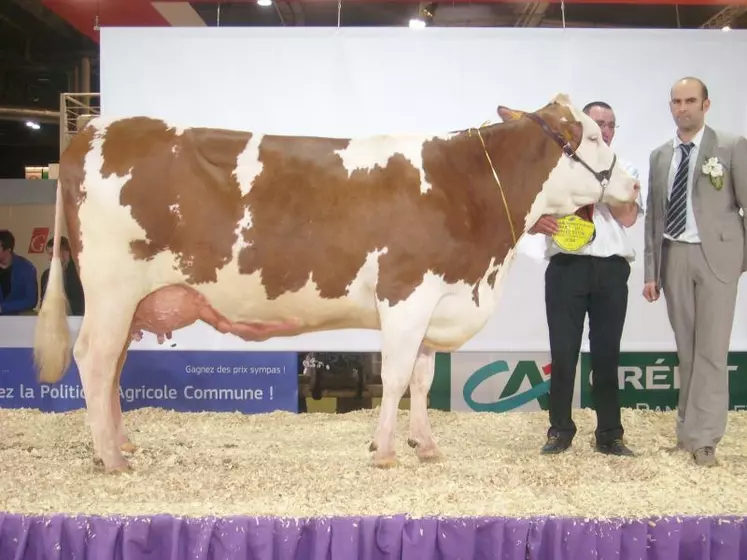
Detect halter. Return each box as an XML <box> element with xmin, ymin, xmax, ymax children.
<box><xmin>524</xmin><ymin>112</ymin><xmax>616</xmax><ymax>199</ymax></box>
<box><xmin>470</xmin><ymin>110</ymin><xmax>618</xmax><ymax>246</ymax></box>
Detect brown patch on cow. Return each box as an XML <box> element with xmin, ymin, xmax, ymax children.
<box><xmin>487</xmin><ymin>268</ymin><xmax>499</xmax><ymax>288</ymax></box>
<box><xmin>58</xmin><ymin>124</ymin><xmax>96</xmax><ymax>266</ymax></box>
<box><xmin>232</xmin><ymin>101</ymin><xmax>578</xmax><ymax>305</ymax></box>
<box><xmin>471</xmin><ymin>284</ymin><xmax>480</xmax><ymax>306</ymax></box>
<box><xmin>100</xmin><ymin>118</ymin><xmax>250</xmax><ymax>284</ymax></box>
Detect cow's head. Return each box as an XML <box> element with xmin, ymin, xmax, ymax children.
<box><xmin>497</xmin><ymin>93</ymin><xmax>637</xmax><ymax>221</ymax></box>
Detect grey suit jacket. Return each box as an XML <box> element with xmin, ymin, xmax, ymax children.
<box><xmin>644</xmin><ymin>125</ymin><xmax>747</xmax><ymax>288</ymax></box>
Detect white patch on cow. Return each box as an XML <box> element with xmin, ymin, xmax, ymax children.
<box><xmin>334</xmin><ymin>134</ymin><xmax>449</xmax><ymax>195</ymax></box>
<box><xmin>345</xmin><ymin>247</ymin><xmax>388</xmax><ymax>302</ymax></box>
<box><xmin>231</xmin><ymin>208</ymin><xmax>254</xmax><ymax>259</ymax></box>
<box><xmin>169</xmin><ymin>203</ymin><xmax>182</xmax><ymax>220</ymax></box>
<box><xmin>524</xmin><ymin>190</ymin><xmax>551</xmax><ymax>232</ymax></box>
<box><xmin>234</xmin><ymin>133</ymin><xmax>264</xmax><ymax>197</ymax></box>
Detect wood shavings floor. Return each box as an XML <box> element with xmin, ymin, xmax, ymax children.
<box><xmin>1</xmin><ymin>407</ymin><xmax>746</xmax><ymax>519</ymax></box>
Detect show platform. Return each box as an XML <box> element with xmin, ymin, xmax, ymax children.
<box><xmin>1</xmin><ymin>405</ymin><xmax>746</xmax><ymax>560</ymax></box>
<box><xmin>3</xmin><ymin>512</ymin><xmax>746</xmax><ymax>559</ymax></box>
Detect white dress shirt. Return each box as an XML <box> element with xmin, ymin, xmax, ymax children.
<box><xmin>545</xmin><ymin>158</ymin><xmax>643</xmax><ymax>262</ymax></box>
<box><xmin>663</xmin><ymin>125</ymin><xmax>705</xmax><ymax>244</ymax></box>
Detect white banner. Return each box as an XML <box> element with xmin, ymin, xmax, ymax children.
<box><xmin>87</xmin><ymin>26</ymin><xmax>747</xmax><ymax>353</ymax></box>
<box><xmin>450</xmin><ymin>351</ymin><xmax>581</xmax><ymax>413</ymax></box>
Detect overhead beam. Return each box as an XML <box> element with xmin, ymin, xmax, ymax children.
<box><xmin>8</xmin><ymin>0</ymin><xmax>75</xmax><ymax>37</ymax></box>
<box><xmin>699</xmin><ymin>5</ymin><xmax>747</xmax><ymax>27</ymax></box>
<box><xmin>0</xmin><ymin>106</ymin><xmax>60</xmax><ymax>124</ymax></box>
<box><xmin>515</xmin><ymin>2</ymin><xmax>551</xmax><ymax>26</ymax></box>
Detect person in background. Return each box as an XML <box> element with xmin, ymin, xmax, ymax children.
<box><xmin>40</xmin><ymin>235</ymin><xmax>85</xmax><ymax>316</ymax></box>
<box><xmin>528</xmin><ymin>101</ymin><xmax>642</xmax><ymax>457</ymax></box>
<box><xmin>643</xmin><ymin>77</ymin><xmax>747</xmax><ymax>467</ymax></box>
<box><xmin>0</xmin><ymin>229</ymin><xmax>39</xmax><ymax>316</ymax></box>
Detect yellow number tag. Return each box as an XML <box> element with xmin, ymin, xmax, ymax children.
<box><xmin>552</xmin><ymin>214</ymin><xmax>596</xmax><ymax>252</ymax></box>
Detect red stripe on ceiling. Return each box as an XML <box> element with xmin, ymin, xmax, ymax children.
<box><xmin>42</xmin><ymin>0</ymin><xmax>747</xmax><ymax>41</ymax></box>
<box><xmin>42</xmin><ymin>0</ymin><xmax>170</xmax><ymax>43</ymax></box>
<box><xmin>188</xmin><ymin>0</ymin><xmax>745</xmax><ymax>3</ymax></box>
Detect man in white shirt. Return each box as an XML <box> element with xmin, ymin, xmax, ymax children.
<box><xmin>529</xmin><ymin>101</ymin><xmax>642</xmax><ymax>457</ymax></box>
<box><xmin>643</xmin><ymin>77</ymin><xmax>747</xmax><ymax>467</ymax></box>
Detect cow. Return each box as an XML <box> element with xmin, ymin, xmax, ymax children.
<box><xmin>33</xmin><ymin>93</ymin><xmax>637</xmax><ymax>474</ymax></box>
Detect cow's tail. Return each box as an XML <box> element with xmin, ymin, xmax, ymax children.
<box><xmin>33</xmin><ymin>179</ymin><xmax>72</xmax><ymax>384</ymax></box>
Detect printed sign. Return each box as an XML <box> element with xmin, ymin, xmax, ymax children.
<box><xmin>552</xmin><ymin>214</ymin><xmax>596</xmax><ymax>252</ymax></box>
<box><xmin>0</xmin><ymin>348</ymin><xmax>299</xmax><ymax>414</ymax></box>
<box><xmin>27</xmin><ymin>227</ymin><xmax>50</xmax><ymax>254</ymax></box>
<box><xmin>449</xmin><ymin>352</ymin><xmax>578</xmax><ymax>413</ymax></box>
<box><xmin>579</xmin><ymin>352</ymin><xmax>747</xmax><ymax>412</ymax></box>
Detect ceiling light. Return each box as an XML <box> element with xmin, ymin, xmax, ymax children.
<box><xmin>409</xmin><ymin>17</ymin><xmax>425</xmax><ymax>29</ymax></box>
<box><xmin>257</xmin><ymin>0</ymin><xmax>272</xmax><ymax>6</ymax></box>
<box><xmin>25</xmin><ymin>121</ymin><xmax>40</xmax><ymax>130</ymax></box>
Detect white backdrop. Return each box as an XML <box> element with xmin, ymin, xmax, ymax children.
<box><xmin>92</xmin><ymin>26</ymin><xmax>747</xmax><ymax>353</ymax></box>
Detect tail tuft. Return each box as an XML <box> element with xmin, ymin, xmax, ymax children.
<box><xmin>33</xmin><ymin>180</ymin><xmax>72</xmax><ymax>384</ymax></box>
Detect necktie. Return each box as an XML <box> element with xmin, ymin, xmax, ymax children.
<box><xmin>665</xmin><ymin>142</ymin><xmax>694</xmax><ymax>239</ymax></box>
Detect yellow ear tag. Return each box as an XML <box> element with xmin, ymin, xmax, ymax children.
<box><xmin>552</xmin><ymin>214</ymin><xmax>596</xmax><ymax>252</ymax></box>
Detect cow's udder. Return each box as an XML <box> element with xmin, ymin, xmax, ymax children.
<box><xmin>129</xmin><ymin>285</ymin><xmax>300</xmax><ymax>343</ymax></box>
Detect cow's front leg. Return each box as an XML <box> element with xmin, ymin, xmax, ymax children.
<box><xmin>370</xmin><ymin>295</ymin><xmax>435</xmax><ymax>468</ymax></box>
<box><xmin>407</xmin><ymin>344</ymin><xmax>440</xmax><ymax>462</ymax></box>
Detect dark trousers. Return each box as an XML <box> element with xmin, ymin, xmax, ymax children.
<box><xmin>545</xmin><ymin>253</ymin><xmax>630</xmax><ymax>444</ymax></box>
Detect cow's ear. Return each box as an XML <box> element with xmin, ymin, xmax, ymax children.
<box><xmin>497</xmin><ymin>106</ymin><xmax>524</xmax><ymax>122</ymax></box>
<box><xmin>561</xmin><ymin>121</ymin><xmax>583</xmax><ymax>147</ymax></box>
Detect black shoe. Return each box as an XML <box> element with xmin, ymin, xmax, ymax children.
<box><xmin>541</xmin><ymin>434</ymin><xmax>572</xmax><ymax>454</ymax></box>
<box><xmin>595</xmin><ymin>438</ymin><xmax>635</xmax><ymax>457</ymax></box>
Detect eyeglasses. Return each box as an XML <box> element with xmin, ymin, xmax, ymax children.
<box><xmin>595</xmin><ymin>120</ymin><xmax>618</xmax><ymax>130</ymax></box>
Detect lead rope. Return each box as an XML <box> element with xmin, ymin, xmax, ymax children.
<box><xmin>470</xmin><ymin>124</ymin><xmax>518</xmax><ymax>246</ymax></box>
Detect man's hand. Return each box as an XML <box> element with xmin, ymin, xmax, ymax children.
<box><xmin>642</xmin><ymin>281</ymin><xmax>660</xmax><ymax>302</ymax></box>
<box><xmin>630</xmin><ymin>180</ymin><xmax>641</xmax><ymax>202</ymax></box>
<box><xmin>610</xmin><ymin>181</ymin><xmax>641</xmax><ymax>227</ymax></box>
<box><xmin>528</xmin><ymin>215</ymin><xmax>559</xmax><ymax>236</ymax></box>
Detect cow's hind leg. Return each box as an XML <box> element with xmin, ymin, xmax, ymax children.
<box><xmin>407</xmin><ymin>345</ymin><xmax>440</xmax><ymax>462</ymax></box>
<box><xmin>369</xmin><ymin>294</ymin><xmax>435</xmax><ymax>468</ymax></box>
<box><xmin>75</xmin><ymin>300</ymin><xmax>139</xmax><ymax>474</ymax></box>
<box><xmin>92</xmin><ymin>342</ymin><xmax>136</xmax><ymax>468</ymax></box>
<box><xmin>113</xmin><ymin>343</ymin><xmax>136</xmax><ymax>453</ymax></box>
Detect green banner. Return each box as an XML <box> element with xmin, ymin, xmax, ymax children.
<box><xmin>580</xmin><ymin>351</ymin><xmax>747</xmax><ymax>412</ymax></box>
<box><xmin>429</xmin><ymin>352</ymin><xmax>451</xmax><ymax>411</ymax></box>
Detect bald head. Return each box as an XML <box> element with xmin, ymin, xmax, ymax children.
<box><xmin>669</xmin><ymin>77</ymin><xmax>710</xmax><ymax>137</ymax></box>
<box><xmin>671</xmin><ymin>77</ymin><xmax>709</xmax><ymax>101</ymax></box>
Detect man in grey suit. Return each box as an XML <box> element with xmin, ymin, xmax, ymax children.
<box><xmin>643</xmin><ymin>76</ymin><xmax>747</xmax><ymax>467</ymax></box>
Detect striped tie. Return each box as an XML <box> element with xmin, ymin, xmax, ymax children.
<box><xmin>665</xmin><ymin>142</ymin><xmax>694</xmax><ymax>239</ymax></box>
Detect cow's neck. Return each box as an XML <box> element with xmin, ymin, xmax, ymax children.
<box><xmin>474</xmin><ymin>121</ymin><xmax>562</xmax><ymax>241</ymax></box>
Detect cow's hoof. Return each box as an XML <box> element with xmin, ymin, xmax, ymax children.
<box><xmin>416</xmin><ymin>444</ymin><xmax>441</xmax><ymax>463</ymax></box>
<box><xmin>368</xmin><ymin>440</ymin><xmax>377</xmax><ymax>452</ymax></box>
<box><xmin>408</xmin><ymin>437</ymin><xmax>441</xmax><ymax>462</ymax></box>
<box><xmin>372</xmin><ymin>451</ymin><xmax>398</xmax><ymax>469</ymax></box>
<box><xmin>105</xmin><ymin>461</ymin><xmax>133</xmax><ymax>475</ymax></box>
<box><xmin>121</xmin><ymin>441</ymin><xmax>137</xmax><ymax>454</ymax></box>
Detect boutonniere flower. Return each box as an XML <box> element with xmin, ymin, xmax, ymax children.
<box><xmin>702</xmin><ymin>157</ymin><xmax>724</xmax><ymax>190</ymax></box>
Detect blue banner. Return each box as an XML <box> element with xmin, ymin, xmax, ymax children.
<box><xmin>0</xmin><ymin>348</ymin><xmax>299</xmax><ymax>414</ymax></box>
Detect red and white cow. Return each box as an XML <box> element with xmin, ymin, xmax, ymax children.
<box><xmin>34</xmin><ymin>93</ymin><xmax>637</xmax><ymax>473</ymax></box>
